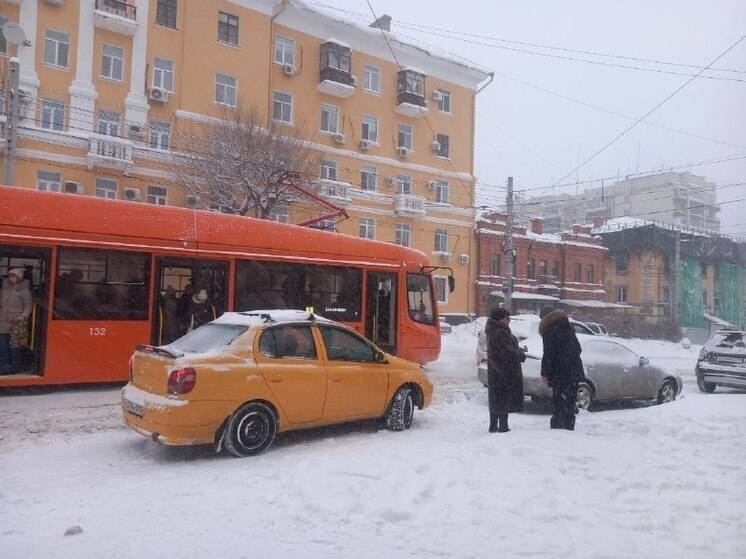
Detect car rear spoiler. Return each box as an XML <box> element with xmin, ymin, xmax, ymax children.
<box><xmin>135</xmin><ymin>344</ymin><xmax>183</xmax><ymax>359</ymax></box>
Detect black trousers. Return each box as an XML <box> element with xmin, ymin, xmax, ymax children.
<box><xmin>550</xmin><ymin>382</ymin><xmax>577</xmax><ymax>430</ymax></box>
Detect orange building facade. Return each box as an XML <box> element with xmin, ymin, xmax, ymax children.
<box><xmin>0</xmin><ymin>0</ymin><xmax>491</xmax><ymax>313</ymax></box>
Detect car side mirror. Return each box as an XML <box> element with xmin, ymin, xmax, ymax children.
<box><xmin>448</xmin><ymin>276</ymin><xmax>455</xmax><ymax>293</ymax></box>
<box><xmin>375</xmin><ymin>350</ymin><xmax>388</xmax><ymax>364</ymax></box>
<box><xmin>639</xmin><ymin>356</ymin><xmax>649</xmax><ymax>366</ymax></box>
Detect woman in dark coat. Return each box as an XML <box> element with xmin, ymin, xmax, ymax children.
<box><xmin>539</xmin><ymin>308</ymin><xmax>585</xmax><ymax>430</ymax></box>
<box><xmin>486</xmin><ymin>308</ymin><xmax>527</xmax><ymax>433</ymax></box>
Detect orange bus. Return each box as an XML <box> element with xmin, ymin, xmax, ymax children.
<box><xmin>0</xmin><ymin>186</ymin><xmax>447</xmax><ymax>388</ymax></box>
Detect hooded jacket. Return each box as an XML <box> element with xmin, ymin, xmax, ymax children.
<box><xmin>539</xmin><ymin>310</ymin><xmax>585</xmax><ymax>386</ymax></box>
<box><xmin>485</xmin><ymin>318</ymin><xmax>526</xmax><ymax>414</ymax></box>
<box><xmin>0</xmin><ymin>279</ymin><xmax>32</xmax><ymax>334</ymax></box>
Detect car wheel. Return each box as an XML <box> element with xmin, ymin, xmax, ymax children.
<box><xmin>385</xmin><ymin>386</ymin><xmax>415</xmax><ymax>431</ymax></box>
<box><xmin>223</xmin><ymin>402</ymin><xmax>277</xmax><ymax>457</ymax></box>
<box><xmin>697</xmin><ymin>376</ymin><xmax>716</xmax><ymax>393</ymax></box>
<box><xmin>657</xmin><ymin>380</ymin><xmax>677</xmax><ymax>404</ymax></box>
<box><xmin>576</xmin><ymin>383</ymin><xmax>593</xmax><ymax>411</ymax></box>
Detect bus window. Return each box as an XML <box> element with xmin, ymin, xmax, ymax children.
<box><xmin>407</xmin><ymin>273</ymin><xmax>435</xmax><ymax>325</ymax></box>
<box><xmin>366</xmin><ymin>272</ymin><xmax>397</xmax><ymax>355</ymax></box>
<box><xmin>54</xmin><ymin>248</ymin><xmax>150</xmax><ymax>320</ymax></box>
<box><xmin>306</xmin><ymin>265</ymin><xmax>361</xmax><ymax>322</ymax></box>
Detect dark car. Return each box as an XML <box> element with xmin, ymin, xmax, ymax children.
<box><xmin>696</xmin><ymin>330</ymin><xmax>746</xmax><ymax>392</ymax></box>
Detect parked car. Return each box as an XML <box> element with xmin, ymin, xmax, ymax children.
<box><xmin>696</xmin><ymin>329</ymin><xmax>746</xmax><ymax>392</ymax></box>
<box><xmin>122</xmin><ymin>310</ymin><xmax>433</xmax><ymax>457</ymax></box>
<box><xmin>439</xmin><ymin>317</ymin><xmax>453</xmax><ymax>335</ymax></box>
<box><xmin>584</xmin><ymin>321</ymin><xmax>609</xmax><ymax>336</ymax></box>
<box><xmin>477</xmin><ymin>326</ymin><xmax>682</xmax><ymax>409</ymax></box>
<box><xmin>439</xmin><ymin>313</ymin><xmax>475</xmax><ymax>327</ymax></box>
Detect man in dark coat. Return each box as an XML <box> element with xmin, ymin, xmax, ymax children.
<box><xmin>539</xmin><ymin>308</ymin><xmax>585</xmax><ymax>430</ymax></box>
<box><xmin>486</xmin><ymin>308</ymin><xmax>527</xmax><ymax>433</ymax></box>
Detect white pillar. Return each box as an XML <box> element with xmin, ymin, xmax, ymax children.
<box><xmin>124</xmin><ymin>0</ymin><xmax>150</xmax><ymax>131</ymax></box>
<box><xmin>18</xmin><ymin>0</ymin><xmax>40</xmax><ymax>121</ymax></box>
<box><xmin>68</xmin><ymin>0</ymin><xmax>98</xmax><ymax>134</ymax></box>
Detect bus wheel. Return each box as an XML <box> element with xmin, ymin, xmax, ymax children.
<box><xmin>223</xmin><ymin>402</ymin><xmax>277</xmax><ymax>457</ymax></box>
<box><xmin>385</xmin><ymin>386</ymin><xmax>415</xmax><ymax>431</ymax></box>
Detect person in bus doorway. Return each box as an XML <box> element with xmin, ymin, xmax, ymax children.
<box><xmin>485</xmin><ymin>307</ymin><xmax>527</xmax><ymax>433</ymax></box>
<box><xmin>188</xmin><ymin>288</ymin><xmax>216</xmax><ymax>332</ymax></box>
<box><xmin>0</xmin><ymin>268</ymin><xmax>33</xmax><ymax>374</ymax></box>
<box><xmin>539</xmin><ymin>306</ymin><xmax>585</xmax><ymax>431</ymax></box>
<box><xmin>161</xmin><ymin>285</ymin><xmax>180</xmax><ymax>344</ymax></box>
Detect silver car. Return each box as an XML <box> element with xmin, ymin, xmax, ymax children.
<box><xmin>478</xmin><ymin>335</ymin><xmax>683</xmax><ymax>409</ymax></box>
<box><xmin>696</xmin><ymin>330</ymin><xmax>746</xmax><ymax>392</ymax></box>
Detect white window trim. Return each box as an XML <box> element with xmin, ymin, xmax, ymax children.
<box><xmin>215</xmin><ymin>73</ymin><xmax>238</xmax><ymax>108</ymax></box>
<box><xmin>395</xmin><ymin>223</ymin><xmax>411</xmax><ymax>247</ymax></box>
<box><xmin>274</xmin><ymin>35</ymin><xmax>295</xmax><ymax>66</ymax></box>
<box><xmin>152</xmin><ymin>58</ymin><xmax>175</xmax><ymax>93</ymax></box>
<box><xmin>40</xmin><ymin>99</ymin><xmax>65</xmax><ymax>131</ymax></box>
<box><xmin>95</xmin><ymin>177</ymin><xmax>118</xmax><ymax>199</ymax></box>
<box><xmin>359</xmin><ymin>218</ymin><xmax>376</xmax><ymax>240</ymax></box>
<box><xmin>273</xmin><ymin>91</ymin><xmax>294</xmax><ymax>125</ymax></box>
<box><xmin>217</xmin><ymin>12</ymin><xmax>241</xmax><ymax>47</ymax></box>
<box><xmin>360</xmin><ymin>165</ymin><xmax>377</xmax><ymax>192</ymax></box>
<box><xmin>397</xmin><ymin>124</ymin><xmax>413</xmax><ymax>151</ymax></box>
<box><xmin>43</xmin><ymin>29</ymin><xmax>70</xmax><ymax>70</ymax></box>
<box><xmin>147</xmin><ymin>185</ymin><xmax>169</xmax><ymax>205</ymax></box>
<box><xmin>363</xmin><ymin>64</ymin><xmax>381</xmax><ymax>95</ymax></box>
<box><xmin>434</xmin><ymin>276</ymin><xmax>448</xmax><ymax>305</ymax></box>
<box><xmin>361</xmin><ymin>114</ymin><xmax>379</xmax><ymax>144</ymax></box>
<box><xmin>319</xmin><ymin>103</ymin><xmax>339</xmax><ymax>135</ymax></box>
<box><xmin>436</xmin><ymin>89</ymin><xmax>452</xmax><ymax>114</ymax></box>
<box><xmin>100</xmin><ymin>44</ymin><xmax>125</xmax><ymax>82</ymax></box>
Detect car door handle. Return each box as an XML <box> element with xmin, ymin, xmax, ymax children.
<box><xmin>331</xmin><ymin>377</ymin><xmax>343</xmax><ymax>383</ymax></box>
<box><xmin>269</xmin><ymin>378</ymin><xmax>283</xmax><ymax>383</ymax></box>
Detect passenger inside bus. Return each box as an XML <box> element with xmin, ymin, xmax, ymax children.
<box><xmin>0</xmin><ymin>268</ymin><xmax>33</xmax><ymax>375</ymax></box>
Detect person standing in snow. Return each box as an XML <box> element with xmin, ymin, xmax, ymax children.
<box><xmin>539</xmin><ymin>307</ymin><xmax>585</xmax><ymax>430</ymax></box>
<box><xmin>485</xmin><ymin>307</ymin><xmax>527</xmax><ymax>433</ymax></box>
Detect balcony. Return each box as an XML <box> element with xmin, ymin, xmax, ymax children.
<box><xmin>394</xmin><ymin>194</ymin><xmax>426</xmax><ymax>218</ymax></box>
<box><xmin>317</xmin><ymin>42</ymin><xmax>355</xmax><ymax>98</ymax></box>
<box><xmin>87</xmin><ymin>134</ymin><xmax>133</xmax><ymax>171</ymax></box>
<box><xmin>94</xmin><ymin>0</ymin><xmax>138</xmax><ymax>36</ymax></box>
<box><xmin>396</xmin><ymin>69</ymin><xmax>428</xmax><ymax>118</ymax></box>
<box><xmin>318</xmin><ymin>179</ymin><xmax>352</xmax><ymax>205</ymax></box>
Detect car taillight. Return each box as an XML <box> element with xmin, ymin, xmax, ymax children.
<box><xmin>167</xmin><ymin>367</ymin><xmax>197</xmax><ymax>395</ymax></box>
<box><xmin>698</xmin><ymin>348</ymin><xmax>707</xmax><ymax>360</ymax></box>
<box><xmin>128</xmin><ymin>355</ymin><xmax>134</xmax><ymax>382</ymax></box>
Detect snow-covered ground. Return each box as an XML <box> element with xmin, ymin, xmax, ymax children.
<box><xmin>1</xmin><ymin>326</ymin><xmax>745</xmax><ymax>559</ymax></box>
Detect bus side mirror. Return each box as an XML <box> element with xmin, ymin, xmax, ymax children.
<box><xmin>448</xmin><ymin>276</ymin><xmax>455</xmax><ymax>293</ymax></box>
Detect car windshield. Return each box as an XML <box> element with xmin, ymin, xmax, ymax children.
<box><xmin>709</xmin><ymin>331</ymin><xmax>746</xmax><ymax>349</ymax></box>
<box><xmin>165</xmin><ymin>323</ymin><xmax>248</xmax><ymax>354</ymax></box>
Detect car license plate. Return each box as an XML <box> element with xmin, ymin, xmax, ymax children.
<box><xmin>718</xmin><ymin>356</ymin><xmax>743</xmax><ymax>365</ymax></box>
<box><xmin>125</xmin><ymin>399</ymin><xmax>144</xmax><ymax>417</ymax></box>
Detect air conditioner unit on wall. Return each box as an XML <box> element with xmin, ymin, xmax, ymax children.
<box><xmin>439</xmin><ymin>253</ymin><xmax>451</xmax><ymax>263</ymax></box>
<box><xmin>63</xmin><ymin>181</ymin><xmax>83</xmax><ymax>195</ymax></box>
<box><xmin>333</xmin><ymin>133</ymin><xmax>345</xmax><ymax>144</ymax></box>
<box><xmin>359</xmin><ymin>139</ymin><xmax>371</xmax><ymax>151</ymax></box>
<box><xmin>124</xmin><ymin>188</ymin><xmax>142</xmax><ymax>201</ymax></box>
<box><xmin>283</xmin><ymin>64</ymin><xmax>297</xmax><ymax>76</ymax></box>
<box><xmin>398</xmin><ymin>146</ymin><xmax>411</xmax><ymax>159</ymax></box>
<box><xmin>432</xmin><ymin>90</ymin><xmax>443</xmax><ymax>102</ymax></box>
<box><xmin>149</xmin><ymin>88</ymin><xmax>169</xmax><ymax>103</ymax></box>
<box><xmin>185</xmin><ymin>195</ymin><xmax>199</xmax><ymax>208</ymax></box>
<box><xmin>459</xmin><ymin>254</ymin><xmax>470</xmax><ymax>265</ymax></box>
<box><xmin>385</xmin><ymin>177</ymin><xmax>395</xmax><ymax>187</ymax></box>
<box><xmin>427</xmin><ymin>181</ymin><xmax>437</xmax><ymax>191</ymax></box>
<box><xmin>431</xmin><ymin>141</ymin><xmax>441</xmax><ymax>153</ymax></box>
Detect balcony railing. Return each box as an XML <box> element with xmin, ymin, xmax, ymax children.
<box><xmin>87</xmin><ymin>134</ymin><xmax>133</xmax><ymax>170</ymax></box>
<box><xmin>94</xmin><ymin>0</ymin><xmax>138</xmax><ymax>35</ymax></box>
<box><xmin>318</xmin><ymin>179</ymin><xmax>352</xmax><ymax>204</ymax></box>
<box><xmin>96</xmin><ymin>0</ymin><xmax>137</xmax><ymax>20</ymax></box>
<box><xmin>394</xmin><ymin>194</ymin><xmax>426</xmax><ymax>217</ymax></box>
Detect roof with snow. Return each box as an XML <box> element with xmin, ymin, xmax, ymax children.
<box><xmin>213</xmin><ymin>310</ymin><xmax>334</xmax><ymax>327</ymax></box>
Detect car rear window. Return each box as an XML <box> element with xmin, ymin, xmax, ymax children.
<box><xmin>708</xmin><ymin>332</ymin><xmax>745</xmax><ymax>349</ymax></box>
<box><xmin>165</xmin><ymin>324</ymin><xmax>247</xmax><ymax>354</ymax></box>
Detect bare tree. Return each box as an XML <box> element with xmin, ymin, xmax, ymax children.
<box><xmin>172</xmin><ymin>106</ymin><xmax>320</xmax><ymax>219</ymax></box>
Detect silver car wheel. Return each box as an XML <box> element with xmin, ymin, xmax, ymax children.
<box><xmin>576</xmin><ymin>383</ymin><xmax>592</xmax><ymax>410</ymax></box>
<box><xmin>658</xmin><ymin>381</ymin><xmax>676</xmax><ymax>404</ymax></box>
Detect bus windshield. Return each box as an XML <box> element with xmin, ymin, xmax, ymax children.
<box><xmin>407</xmin><ymin>273</ymin><xmax>435</xmax><ymax>325</ymax></box>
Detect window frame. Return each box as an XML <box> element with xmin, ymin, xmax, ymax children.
<box><xmin>147</xmin><ymin>185</ymin><xmax>168</xmax><ymax>205</ymax></box>
<box><xmin>435</xmin><ymin>180</ymin><xmax>449</xmax><ymax>204</ymax></box>
<box><xmin>435</xmin><ymin>133</ymin><xmax>450</xmax><ymax>159</ymax></box>
<box><xmin>149</xmin><ymin>121</ymin><xmax>171</xmax><ymax>150</ymax></box>
<box><xmin>319</xmin><ymin>159</ymin><xmax>338</xmax><ymax>181</ymax></box>
<box><xmin>363</xmin><ymin>64</ymin><xmax>381</xmax><ymax>93</ymax></box>
<box><xmin>218</xmin><ymin>11</ymin><xmax>240</xmax><ymax>46</ymax></box>
<box><xmin>272</xmin><ymin>91</ymin><xmax>293</xmax><ymax>124</ymax></box>
<box><xmin>359</xmin><ymin>217</ymin><xmax>375</xmax><ymax>240</ymax></box>
<box><xmin>490</xmin><ymin>254</ymin><xmax>501</xmax><ymax>277</ymax></box>
<box><xmin>43</xmin><ymin>29</ymin><xmax>70</xmax><ymax>69</ymax></box>
<box><xmin>397</xmin><ymin>124</ymin><xmax>413</xmax><ymax>150</ymax></box>
<box><xmin>395</xmin><ymin>223</ymin><xmax>411</xmax><ymax>247</ymax></box>
<box><xmin>95</xmin><ymin>177</ymin><xmax>118</xmax><ymax>200</ymax></box>
<box><xmin>436</xmin><ymin>89</ymin><xmax>451</xmax><ymax>113</ymax></box>
<box><xmin>274</xmin><ymin>35</ymin><xmax>295</xmax><ymax>66</ymax></box>
<box><xmin>407</xmin><ymin>272</ymin><xmax>435</xmax><ymax>325</ymax></box>
<box><xmin>434</xmin><ymin>228</ymin><xmax>449</xmax><ymax>253</ymax></box>
<box><xmin>615</xmin><ymin>286</ymin><xmax>628</xmax><ymax>303</ymax></box>
<box><xmin>361</xmin><ymin>115</ymin><xmax>379</xmax><ymax>143</ymax></box>
<box><xmin>37</xmin><ymin>170</ymin><xmax>62</xmax><ymax>192</ymax></box>
<box><xmin>152</xmin><ymin>57</ymin><xmax>175</xmax><ymax>92</ymax></box>
<box><xmin>215</xmin><ymin>73</ymin><xmax>238</xmax><ymax>107</ymax></box>
<box><xmin>319</xmin><ymin>325</ymin><xmax>378</xmax><ymax>363</ymax></box>
<box><xmin>259</xmin><ymin>324</ymin><xmax>318</xmax><ymax>360</ymax></box>
<box><xmin>156</xmin><ymin>0</ymin><xmax>178</xmax><ymax>29</ymax></box>
<box><xmin>101</xmin><ymin>43</ymin><xmax>124</xmax><ymax>81</ymax></box>
<box><xmin>396</xmin><ymin>175</ymin><xmax>412</xmax><ymax>195</ymax></box>
<box><xmin>360</xmin><ymin>165</ymin><xmax>377</xmax><ymax>192</ymax></box>
<box><xmin>97</xmin><ymin>110</ymin><xmax>120</xmax><ymax>137</ymax></box>
<box><xmin>433</xmin><ymin>276</ymin><xmax>448</xmax><ymax>305</ymax></box>
<box><xmin>40</xmin><ymin>99</ymin><xmax>65</xmax><ymax>131</ymax></box>
<box><xmin>320</xmin><ymin>103</ymin><xmax>339</xmax><ymax>134</ymax></box>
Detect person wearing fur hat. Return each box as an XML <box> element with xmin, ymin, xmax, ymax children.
<box><xmin>188</xmin><ymin>288</ymin><xmax>216</xmax><ymax>332</ymax></box>
<box><xmin>0</xmin><ymin>268</ymin><xmax>32</xmax><ymax>374</ymax></box>
<box><xmin>485</xmin><ymin>307</ymin><xmax>527</xmax><ymax>433</ymax></box>
<box><xmin>538</xmin><ymin>307</ymin><xmax>585</xmax><ymax>430</ymax></box>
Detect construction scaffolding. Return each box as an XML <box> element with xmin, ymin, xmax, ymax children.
<box><xmin>679</xmin><ymin>257</ymin><xmax>704</xmax><ymax>329</ymax></box>
<box><xmin>716</xmin><ymin>263</ymin><xmax>745</xmax><ymax>328</ymax></box>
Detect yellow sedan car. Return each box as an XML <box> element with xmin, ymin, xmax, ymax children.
<box><xmin>122</xmin><ymin>310</ymin><xmax>433</xmax><ymax>457</ymax></box>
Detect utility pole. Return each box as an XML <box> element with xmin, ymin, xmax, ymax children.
<box><xmin>4</xmin><ymin>57</ymin><xmax>20</xmax><ymax>186</ymax></box>
<box><xmin>504</xmin><ymin>176</ymin><xmax>515</xmax><ymax>312</ymax></box>
<box><xmin>671</xmin><ymin>229</ymin><xmax>681</xmax><ymax>327</ymax></box>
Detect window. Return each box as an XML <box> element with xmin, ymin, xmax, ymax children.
<box><xmin>274</xmin><ymin>36</ymin><xmax>294</xmax><ymax>66</ymax></box>
<box><xmin>218</xmin><ymin>11</ymin><xmax>239</xmax><ymax>46</ymax></box>
<box><xmin>436</xmin><ymin>89</ymin><xmax>451</xmax><ymax>112</ymax></box>
<box><xmin>615</xmin><ymin>255</ymin><xmax>628</xmax><ymax>273</ymax></box>
<box><xmin>398</xmin><ymin>124</ymin><xmax>413</xmax><ymax>150</ymax></box>
<box><xmin>362</xmin><ymin>115</ymin><xmax>378</xmax><ymax>143</ymax></box>
<box><xmin>397</xmin><ymin>175</ymin><xmax>411</xmax><ymax>195</ymax></box>
<box><xmin>320</xmin><ymin>42</ymin><xmax>351</xmax><ymax>73</ymax></box>
<box><xmin>320</xmin><ymin>104</ymin><xmax>338</xmax><ymax>134</ymax></box>
<box><xmin>407</xmin><ymin>273</ymin><xmax>435</xmax><ymax>325</ymax></box>
<box><xmin>435</xmin><ymin>133</ymin><xmax>450</xmax><ymax>158</ymax></box>
<box><xmin>433</xmin><ymin>276</ymin><xmax>448</xmax><ymax>304</ymax></box>
<box><xmin>435</xmin><ymin>181</ymin><xmax>449</xmax><ymax>204</ymax></box>
<box><xmin>149</xmin><ymin>122</ymin><xmax>171</xmax><ymax>150</ymax></box>
<box><xmin>587</xmin><ymin>265</ymin><xmax>595</xmax><ymax>284</ymax></box>
<box><xmin>615</xmin><ymin>286</ymin><xmax>628</xmax><ymax>303</ymax></box>
<box><xmin>44</xmin><ymin>29</ymin><xmax>69</xmax><ymax>68</ymax></box>
<box><xmin>269</xmin><ymin>205</ymin><xmax>289</xmax><ymax>224</ymax></box>
<box><xmin>539</xmin><ymin>260</ymin><xmax>547</xmax><ymax>277</ymax></box>
<box><xmin>0</xmin><ymin>17</ymin><xmax>7</xmax><ymax>53</ymax></box>
<box><xmin>527</xmin><ymin>258</ymin><xmax>535</xmax><ymax>280</ymax></box>
<box><xmin>97</xmin><ymin>111</ymin><xmax>120</xmax><ymax>136</ymax></box>
<box><xmin>156</xmin><ymin>0</ymin><xmax>178</xmax><ymax>28</ymax></box>
<box><xmin>41</xmin><ymin>99</ymin><xmax>65</xmax><ymax>131</ymax></box>
<box><xmin>319</xmin><ymin>326</ymin><xmax>376</xmax><ymax>362</ymax></box>
<box><xmin>260</xmin><ymin>325</ymin><xmax>317</xmax><ymax>359</ymax></box>
<box><xmin>320</xmin><ymin>160</ymin><xmax>337</xmax><ymax>181</ymax></box>
<box><xmin>101</xmin><ymin>44</ymin><xmax>124</xmax><ymax>81</ymax></box>
<box><xmin>360</xmin><ymin>166</ymin><xmax>377</xmax><ymax>192</ymax></box>
<box><xmin>551</xmin><ymin>261</ymin><xmax>560</xmax><ymax>277</ymax></box>
<box><xmin>490</xmin><ymin>254</ymin><xmax>501</xmax><ymax>276</ymax></box>
<box><xmin>215</xmin><ymin>73</ymin><xmax>238</xmax><ymax>107</ymax></box>
<box><xmin>434</xmin><ymin>229</ymin><xmax>448</xmax><ymax>252</ymax></box>
<box><xmin>235</xmin><ymin>261</ymin><xmax>361</xmax><ymax>322</ymax></box>
<box><xmin>359</xmin><ymin>218</ymin><xmax>375</xmax><ymax>239</ymax></box>
<box><xmin>153</xmin><ymin>58</ymin><xmax>174</xmax><ymax>92</ymax></box>
<box><xmin>395</xmin><ymin>224</ymin><xmax>411</xmax><ymax>247</ymax></box>
<box><xmin>54</xmin><ymin>248</ymin><xmax>150</xmax><ymax>320</ymax></box>
<box><xmin>363</xmin><ymin>65</ymin><xmax>380</xmax><ymax>93</ymax></box>
<box><xmin>147</xmin><ymin>186</ymin><xmax>168</xmax><ymax>205</ymax></box>
<box><xmin>398</xmin><ymin>70</ymin><xmax>425</xmax><ymax>97</ymax></box>
<box><xmin>273</xmin><ymin>91</ymin><xmax>292</xmax><ymax>123</ymax></box>
<box><xmin>574</xmin><ymin>263</ymin><xmax>582</xmax><ymax>282</ymax></box>
<box><xmin>95</xmin><ymin>178</ymin><xmax>117</xmax><ymax>199</ymax></box>
<box><xmin>37</xmin><ymin>171</ymin><xmax>61</xmax><ymax>192</ymax></box>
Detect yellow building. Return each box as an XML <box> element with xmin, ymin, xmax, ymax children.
<box><xmin>0</xmin><ymin>0</ymin><xmax>491</xmax><ymax>313</ymax></box>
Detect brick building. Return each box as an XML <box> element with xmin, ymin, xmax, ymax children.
<box><xmin>475</xmin><ymin>213</ymin><xmax>607</xmax><ymax>316</ymax></box>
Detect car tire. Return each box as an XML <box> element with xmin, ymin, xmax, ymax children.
<box><xmin>385</xmin><ymin>386</ymin><xmax>415</xmax><ymax>431</ymax></box>
<box><xmin>697</xmin><ymin>376</ymin><xmax>716</xmax><ymax>393</ymax></box>
<box><xmin>657</xmin><ymin>379</ymin><xmax>677</xmax><ymax>404</ymax></box>
<box><xmin>576</xmin><ymin>383</ymin><xmax>593</xmax><ymax>411</ymax></box>
<box><xmin>223</xmin><ymin>402</ymin><xmax>277</xmax><ymax>458</ymax></box>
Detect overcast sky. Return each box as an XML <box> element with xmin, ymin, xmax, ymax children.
<box><xmin>319</xmin><ymin>0</ymin><xmax>746</xmax><ymax>236</ymax></box>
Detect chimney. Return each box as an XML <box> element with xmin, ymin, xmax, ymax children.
<box><xmin>592</xmin><ymin>216</ymin><xmax>606</xmax><ymax>229</ymax></box>
<box><xmin>530</xmin><ymin>217</ymin><xmax>544</xmax><ymax>235</ymax></box>
<box><xmin>370</xmin><ymin>14</ymin><xmax>392</xmax><ymax>32</ymax></box>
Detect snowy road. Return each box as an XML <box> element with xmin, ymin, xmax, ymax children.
<box><xmin>1</xmin><ymin>329</ymin><xmax>745</xmax><ymax>559</ymax></box>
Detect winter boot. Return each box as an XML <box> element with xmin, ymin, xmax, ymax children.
<box><xmin>489</xmin><ymin>413</ymin><xmax>499</xmax><ymax>433</ymax></box>
<box><xmin>497</xmin><ymin>414</ymin><xmax>510</xmax><ymax>433</ymax></box>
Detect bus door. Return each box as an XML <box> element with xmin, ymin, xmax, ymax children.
<box><xmin>153</xmin><ymin>257</ymin><xmax>229</xmax><ymax>345</ymax></box>
<box><xmin>0</xmin><ymin>246</ymin><xmax>51</xmax><ymax>376</ymax></box>
<box><xmin>365</xmin><ymin>271</ymin><xmax>397</xmax><ymax>355</ymax></box>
